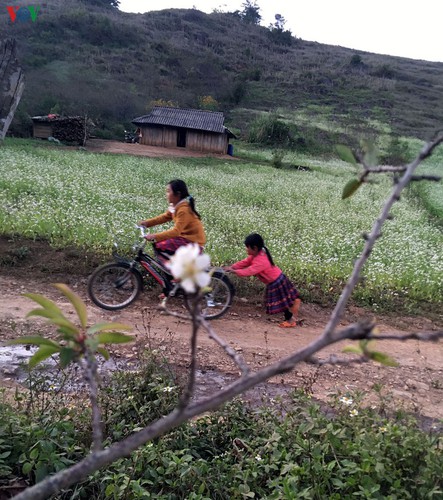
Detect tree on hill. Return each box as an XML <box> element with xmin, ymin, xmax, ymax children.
<box><xmin>240</xmin><ymin>0</ymin><xmax>261</xmax><ymax>25</ymax></box>
<box><xmin>268</xmin><ymin>13</ymin><xmax>293</xmax><ymax>45</ymax></box>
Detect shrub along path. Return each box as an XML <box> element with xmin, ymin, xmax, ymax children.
<box><xmin>0</xmin><ymin>236</ymin><xmax>442</xmax><ymax>426</ymax></box>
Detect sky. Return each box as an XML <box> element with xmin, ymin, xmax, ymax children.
<box><xmin>118</xmin><ymin>0</ymin><xmax>442</xmax><ymax>63</ymax></box>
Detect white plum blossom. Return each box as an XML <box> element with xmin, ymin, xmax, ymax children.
<box><xmin>162</xmin><ymin>386</ymin><xmax>175</xmax><ymax>393</ymax></box>
<box><xmin>167</xmin><ymin>244</ymin><xmax>211</xmax><ymax>294</ymax></box>
<box><xmin>339</xmin><ymin>396</ymin><xmax>353</xmax><ymax>406</ymax></box>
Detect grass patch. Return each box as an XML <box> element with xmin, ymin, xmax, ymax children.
<box><xmin>0</xmin><ymin>139</ymin><xmax>442</xmax><ymax>311</ymax></box>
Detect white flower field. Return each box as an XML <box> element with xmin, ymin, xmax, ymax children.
<box><xmin>0</xmin><ymin>140</ymin><xmax>442</xmax><ymax>309</ymax></box>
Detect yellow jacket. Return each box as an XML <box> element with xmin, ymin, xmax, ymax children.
<box><xmin>142</xmin><ymin>200</ymin><xmax>206</xmax><ymax>245</ymax></box>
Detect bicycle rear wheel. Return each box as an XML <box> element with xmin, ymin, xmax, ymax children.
<box><xmin>87</xmin><ymin>262</ymin><xmax>143</xmax><ymax>310</ymax></box>
<box><xmin>199</xmin><ymin>271</ymin><xmax>235</xmax><ymax>320</ymax></box>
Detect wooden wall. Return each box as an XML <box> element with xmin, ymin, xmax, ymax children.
<box><xmin>33</xmin><ymin>123</ymin><xmax>52</xmax><ymax>139</ymax></box>
<box><xmin>187</xmin><ymin>130</ymin><xmax>228</xmax><ymax>154</ymax></box>
<box><xmin>140</xmin><ymin>125</ymin><xmax>177</xmax><ymax>147</ymax></box>
<box><xmin>140</xmin><ymin>125</ymin><xmax>228</xmax><ymax>154</ymax></box>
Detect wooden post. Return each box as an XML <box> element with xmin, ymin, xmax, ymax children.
<box><xmin>0</xmin><ymin>38</ymin><xmax>25</xmax><ymax>141</ymax></box>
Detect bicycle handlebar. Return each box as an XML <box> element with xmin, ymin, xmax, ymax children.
<box><xmin>134</xmin><ymin>224</ymin><xmax>148</xmax><ymax>238</ymax></box>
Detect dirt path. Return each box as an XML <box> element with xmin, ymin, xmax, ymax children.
<box><xmin>0</xmin><ymin>237</ymin><xmax>442</xmax><ymax>424</ymax></box>
<box><xmin>83</xmin><ymin>139</ymin><xmax>237</xmax><ymax>159</ymax></box>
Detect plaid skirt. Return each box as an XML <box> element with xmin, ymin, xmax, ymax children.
<box><xmin>265</xmin><ymin>273</ymin><xmax>299</xmax><ymax>315</ymax></box>
<box><xmin>154</xmin><ymin>237</ymin><xmax>192</xmax><ymax>254</ymax></box>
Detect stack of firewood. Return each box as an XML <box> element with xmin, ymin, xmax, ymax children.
<box><xmin>51</xmin><ymin>116</ymin><xmax>88</xmax><ymax>145</ymax></box>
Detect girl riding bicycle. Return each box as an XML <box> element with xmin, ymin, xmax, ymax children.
<box><xmin>139</xmin><ymin>179</ymin><xmax>206</xmax><ymax>258</ymax></box>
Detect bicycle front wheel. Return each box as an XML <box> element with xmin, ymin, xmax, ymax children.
<box><xmin>199</xmin><ymin>271</ymin><xmax>235</xmax><ymax>320</ymax></box>
<box><xmin>87</xmin><ymin>262</ymin><xmax>143</xmax><ymax>310</ymax></box>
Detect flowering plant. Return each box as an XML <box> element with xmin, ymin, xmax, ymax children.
<box><xmin>167</xmin><ymin>244</ymin><xmax>211</xmax><ymax>294</ymax></box>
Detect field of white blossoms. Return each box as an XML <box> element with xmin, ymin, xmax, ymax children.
<box><xmin>0</xmin><ymin>139</ymin><xmax>442</xmax><ymax>309</ymax></box>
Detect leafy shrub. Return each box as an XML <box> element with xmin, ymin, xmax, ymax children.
<box><xmin>100</xmin><ymin>354</ymin><xmax>180</xmax><ymax>442</ymax></box>
<box><xmin>2</xmin><ymin>372</ymin><xmax>442</xmax><ymax>499</ymax></box>
<box><xmin>271</xmin><ymin>149</ymin><xmax>285</xmax><ymax>168</ymax></box>
<box><xmin>247</xmin><ymin>113</ymin><xmax>291</xmax><ymax>146</ymax></box>
<box><xmin>198</xmin><ymin>95</ymin><xmax>219</xmax><ymax>111</ymax></box>
<box><xmin>380</xmin><ymin>136</ymin><xmax>413</xmax><ymax>165</ymax></box>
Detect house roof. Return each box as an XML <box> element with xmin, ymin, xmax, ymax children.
<box><xmin>132</xmin><ymin>106</ymin><xmax>230</xmax><ymax>134</ymax></box>
<box><xmin>31</xmin><ymin>115</ymin><xmax>81</xmax><ymax>122</ymax></box>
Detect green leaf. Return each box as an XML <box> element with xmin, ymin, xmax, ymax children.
<box><xmin>96</xmin><ymin>347</ymin><xmax>110</xmax><ymax>360</ymax></box>
<box><xmin>54</xmin><ymin>284</ymin><xmax>88</xmax><ymax>329</ymax></box>
<box><xmin>359</xmin><ymin>339</ymin><xmax>372</xmax><ymax>353</ymax></box>
<box><xmin>87</xmin><ymin>322</ymin><xmax>132</xmax><ymax>335</ymax></box>
<box><xmin>105</xmin><ymin>485</ymin><xmax>115</xmax><ymax>496</ymax></box>
<box><xmin>342</xmin><ymin>179</ymin><xmax>362</xmax><ymax>199</ymax></box>
<box><xmin>369</xmin><ymin>351</ymin><xmax>399</xmax><ymax>367</ymax></box>
<box><xmin>361</xmin><ymin>139</ymin><xmax>378</xmax><ymax>166</ymax></box>
<box><xmin>29</xmin><ymin>345</ymin><xmax>61</xmax><ymax>369</ymax></box>
<box><xmin>335</xmin><ymin>144</ymin><xmax>357</xmax><ymax>165</ymax></box>
<box><xmin>59</xmin><ymin>347</ymin><xmax>78</xmax><ymax>368</ymax></box>
<box><xmin>22</xmin><ymin>462</ymin><xmax>33</xmax><ymax>475</ymax></box>
<box><xmin>57</xmin><ymin>326</ymin><xmax>79</xmax><ymax>340</ymax></box>
<box><xmin>26</xmin><ymin>307</ymin><xmax>78</xmax><ymax>336</ymax></box>
<box><xmin>50</xmin><ymin>317</ymin><xmax>79</xmax><ymax>335</ymax></box>
<box><xmin>95</xmin><ymin>332</ymin><xmax>134</xmax><ymax>344</ymax></box>
<box><xmin>6</xmin><ymin>336</ymin><xmax>59</xmax><ymax>348</ymax></box>
<box><xmin>23</xmin><ymin>293</ymin><xmax>65</xmax><ymax>318</ymax></box>
<box><xmin>342</xmin><ymin>345</ymin><xmax>363</xmax><ymax>354</ymax></box>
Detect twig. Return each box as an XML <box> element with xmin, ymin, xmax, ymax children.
<box><xmin>177</xmin><ymin>295</ymin><xmax>200</xmax><ymax>408</ymax></box>
<box><xmin>82</xmin><ymin>352</ymin><xmax>103</xmax><ymax>452</ymax></box>
<box><xmin>410</xmin><ymin>175</ymin><xmax>441</xmax><ymax>182</ymax></box>
<box><xmin>322</xmin><ymin>132</ymin><xmax>443</xmax><ymax>339</ymax></box>
<box><xmin>161</xmin><ymin>295</ymin><xmax>250</xmax><ymax>375</ymax></box>
<box><xmin>14</xmin><ymin>134</ymin><xmax>443</xmax><ymax>500</ymax></box>
<box><xmin>307</xmin><ymin>354</ymin><xmax>369</xmax><ymax>366</ymax></box>
<box><xmin>368</xmin><ymin>330</ymin><xmax>443</xmax><ymax>342</ymax></box>
<box><xmin>200</xmin><ymin>317</ymin><xmax>250</xmax><ymax>375</ymax></box>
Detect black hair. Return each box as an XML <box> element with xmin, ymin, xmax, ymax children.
<box><xmin>244</xmin><ymin>233</ymin><xmax>275</xmax><ymax>266</ymax></box>
<box><xmin>168</xmin><ymin>179</ymin><xmax>201</xmax><ymax>219</ymax></box>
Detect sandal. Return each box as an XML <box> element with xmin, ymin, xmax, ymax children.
<box><xmin>279</xmin><ymin>320</ymin><xmax>296</xmax><ymax>328</ymax></box>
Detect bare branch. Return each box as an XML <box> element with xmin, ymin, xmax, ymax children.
<box><xmin>161</xmin><ymin>296</ymin><xmax>250</xmax><ymax>375</ymax></box>
<box><xmin>12</xmin><ymin>134</ymin><xmax>443</xmax><ymax>500</ymax></box>
<box><xmin>200</xmin><ymin>317</ymin><xmax>250</xmax><ymax>375</ymax></box>
<box><xmin>366</xmin><ymin>166</ymin><xmax>406</xmax><ymax>173</ymax></box>
<box><xmin>368</xmin><ymin>330</ymin><xmax>443</xmax><ymax>342</ymax></box>
<box><xmin>12</xmin><ymin>320</ymin><xmax>376</xmax><ymax>500</ymax></box>
<box><xmin>177</xmin><ymin>296</ymin><xmax>200</xmax><ymax>408</ymax></box>
<box><xmin>82</xmin><ymin>352</ymin><xmax>103</xmax><ymax>452</ymax></box>
<box><xmin>410</xmin><ymin>175</ymin><xmax>442</xmax><ymax>182</ymax></box>
<box><xmin>307</xmin><ymin>354</ymin><xmax>369</xmax><ymax>366</ymax></box>
<box><xmin>323</xmin><ymin>133</ymin><xmax>443</xmax><ymax>339</ymax></box>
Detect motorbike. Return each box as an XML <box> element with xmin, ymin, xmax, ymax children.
<box><xmin>124</xmin><ymin>130</ymin><xmax>140</xmax><ymax>143</ymax></box>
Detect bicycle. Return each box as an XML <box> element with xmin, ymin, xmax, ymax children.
<box><xmin>87</xmin><ymin>227</ymin><xmax>235</xmax><ymax>320</ymax></box>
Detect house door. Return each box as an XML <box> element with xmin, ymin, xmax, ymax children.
<box><xmin>177</xmin><ymin>128</ymin><xmax>186</xmax><ymax>148</ymax></box>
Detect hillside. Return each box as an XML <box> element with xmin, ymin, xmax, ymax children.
<box><xmin>3</xmin><ymin>0</ymin><xmax>443</xmax><ymax>142</ymax></box>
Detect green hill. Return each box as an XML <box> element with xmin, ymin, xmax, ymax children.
<box><xmin>3</xmin><ymin>0</ymin><xmax>443</xmax><ymax>144</ymax></box>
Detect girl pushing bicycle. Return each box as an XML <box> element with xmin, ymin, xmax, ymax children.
<box><xmin>224</xmin><ymin>233</ymin><xmax>301</xmax><ymax>328</ymax></box>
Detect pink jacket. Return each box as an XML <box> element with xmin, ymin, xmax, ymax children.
<box><xmin>231</xmin><ymin>250</ymin><xmax>282</xmax><ymax>284</ymax></box>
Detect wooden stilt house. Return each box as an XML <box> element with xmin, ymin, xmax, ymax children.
<box><xmin>132</xmin><ymin>106</ymin><xmax>235</xmax><ymax>154</ymax></box>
